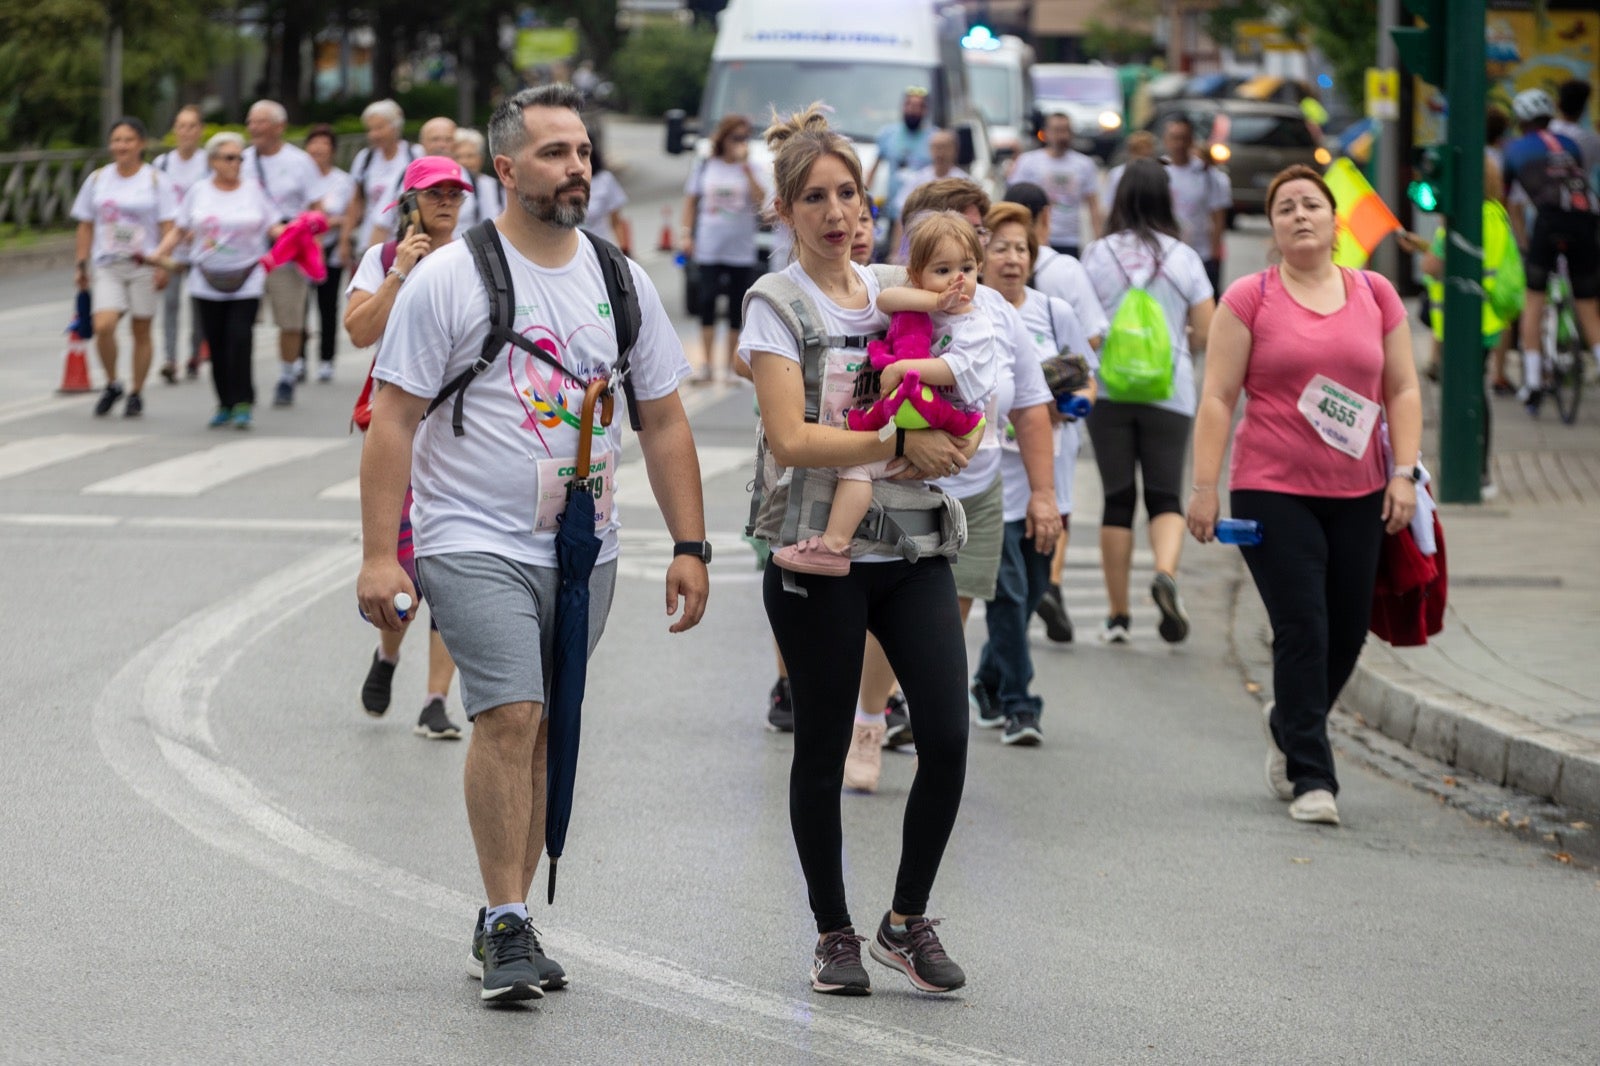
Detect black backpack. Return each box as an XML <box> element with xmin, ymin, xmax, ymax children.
<box><xmin>423</xmin><ymin>219</ymin><xmax>644</xmax><ymax>436</ymax></box>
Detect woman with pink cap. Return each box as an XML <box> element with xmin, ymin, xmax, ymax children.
<box><xmin>344</xmin><ymin>156</ymin><xmax>476</xmax><ymax>741</ymax></box>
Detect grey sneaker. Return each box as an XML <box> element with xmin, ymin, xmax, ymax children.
<box><xmin>811</xmin><ymin>928</ymin><xmax>870</xmax><ymax>996</ymax></box>
<box><xmin>869</xmin><ymin>912</ymin><xmax>965</xmax><ymax>993</ymax></box>
<box><xmin>1002</xmin><ymin>711</ymin><xmax>1042</xmax><ymax>747</ymax></box>
<box><xmin>1263</xmin><ymin>701</ymin><xmax>1292</xmax><ymax>801</ymax></box>
<box><xmin>883</xmin><ymin>691</ymin><xmax>914</xmax><ymax>749</ymax></box>
<box><xmin>469</xmin><ymin>907</ymin><xmax>567</xmax><ymax>990</ymax></box>
<box><xmin>970</xmin><ymin>682</ymin><xmax>1003</xmax><ymax>729</ymax></box>
<box><xmin>476</xmin><ymin>912</ymin><xmax>545</xmax><ymax>1002</ymax></box>
<box><xmin>414</xmin><ymin>697</ymin><xmax>462</xmax><ymax>740</ymax></box>
<box><xmin>1289</xmin><ymin>789</ymin><xmax>1340</xmax><ymax>825</ymax></box>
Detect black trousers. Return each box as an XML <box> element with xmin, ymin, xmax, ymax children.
<box><xmin>764</xmin><ymin>558</ymin><xmax>969</xmax><ymax>934</ymax></box>
<box><xmin>313</xmin><ymin>266</ymin><xmax>344</xmax><ymax>364</ymax></box>
<box><xmin>1231</xmin><ymin>488</ymin><xmax>1386</xmax><ymax>797</ymax></box>
<box><xmin>196</xmin><ymin>297</ymin><xmax>259</xmax><ymax>410</ymax></box>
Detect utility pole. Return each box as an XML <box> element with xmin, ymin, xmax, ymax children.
<box><xmin>101</xmin><ymin>15</ymin><xmax>124</xmax><ymax>135</ymax></box>
<box><xmin>1370</xmin><ymin>0</ymin><xmax>1401</xmax><ymax>284</ymax></box>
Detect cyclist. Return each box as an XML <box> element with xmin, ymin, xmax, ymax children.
<box><xmin>1503</xmin><ymin>88</ymin><xmax>1600</xmax><ymax>410</ymax></box>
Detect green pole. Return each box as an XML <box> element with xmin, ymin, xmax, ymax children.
<box><xmin>1437</xmin><ymin>0</ymin><xmax>1485</xmax><ymax>504</ymax></box>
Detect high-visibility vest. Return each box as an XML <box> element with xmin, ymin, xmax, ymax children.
<box><xmin>1427</xmin><ymin>199</ymin><xmax>1520</xmax><ymax>342</ymax></box>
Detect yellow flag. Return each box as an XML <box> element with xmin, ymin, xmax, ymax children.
<box><xmin>1323</xmin><ymin>157</ymin><xmax>1400</xmax><ymax>268</ymax></box>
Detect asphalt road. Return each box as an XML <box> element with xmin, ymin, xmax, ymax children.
<box><xmin>1</xmin><ymin>118</ymin><xmax>1595</xmax><ymax>1065</ymax></box>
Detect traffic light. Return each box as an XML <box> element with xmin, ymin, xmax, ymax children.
<box><xmin>1407</xmin><ymin>144</ymin><xmax>1453</xmax><ymax>214</ymax></box>
<box><xmin>1390</xmin><ymin>0</ymin><xmax>1447</xmax><ymax>87</ymax></box>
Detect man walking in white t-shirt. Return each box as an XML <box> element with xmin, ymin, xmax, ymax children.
<box><xmin>340</xmin><ymin>99</ymin><xmax>416</xmax><ymax>271</ymax></box>
<box><xmin>1162</xmin><ymin>114</ymin><xmax>1231</xmax><ymax>297</ymax></box>
<box><xmin>357</xmin><ymin>83</ymin><xmax>710</xmax><ymax>1006</ymax></box>
<box><xmin>1007</xmin><ymin>113</ymin><xmax>1104</xmax><ymax>257</ymax></box>
<box><xmin>243</xmin><ymin>98</ymin><xmax>323</xmax><ymax>407</ymax></box>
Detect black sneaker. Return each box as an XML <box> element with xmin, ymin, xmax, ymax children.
<box><xmin>184</xmin><ymin>357</ymin><xmax>201</xmax><ymax>380</ymax></box>
<box><xmin>93</xmin><ymin>383</ymin><xmax>124</xmax><ymax>416</ymax></box>
<box><xmin>1150</xmin><ymin>572</ymin><xmax>1189</xmax><ymax>644</ymax></box>
<box><xmin>883</xmin><ymin>691</ymin><xmax>914</xmax><ymax>749</ymax></box>
<box><xmin>273</xmin><ymin>379</ymin><xmax>294</xmax><ymax>407</ymax></box>
<box><xmin>766</xmin><ymin>676</ymin><xmax>795</xmax><ymax>732</ymax></box>
<box><xmin>123</xmin><ymin>392</ymin><xmax>143</xmax><ymax>418</ymax></box>
<box><xmin>159</xmin><ymin>362</ymin><xmax>178</xmax><ymax>385</ymax></box>
<box><xmin>361</xmin><ymin>650</ymin><xmax>396</xmax><ymax>717</ymax></box>
<box><xmin>1100</xmin><ymin>614</ymin><xmax>1132</xmax><ymax>645</ymax></box>
<box><xmin>477</xmin><ymin>911</ymin><xmax>546</xmax><ymax>1003</ymax></box>
<box><xmin>869</xmin><ymin>912</ymin><xmax>965</xmax><ymax>993</ymax></box>
<box><xmin>1002</xmin><ymin>711</ymin><xmax>1043</xmax><ymax>747</ymax></box>
<box><xmin>970</xmin><ymin>681</ymin><xmax>1003</xmax><ymax>729</ymax></box>
<box><xmin>469</xmin><ymin>908</ymin><xmax>567</xmax><ymax>990</ymax></box>
<box><xmin>811</xmin><ymin>928</ymin><xmax>871</xmax><ymax>996</ymax></box>
<box><xmin>1035</xmin><ymin>584</ymin><xmax>1074</xmax><ymax>643</ymax></box>
<box><xmin>414</xmin><ymin>697</ymin><xmax>462</xmax><ymax>740</ymax></box>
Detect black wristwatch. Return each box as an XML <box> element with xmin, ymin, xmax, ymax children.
<box><xmin>673</xmin><ymin>540</ymin><xmax>713</xmax><ymax>564</ymax></box>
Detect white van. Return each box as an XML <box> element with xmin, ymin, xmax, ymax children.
<box><xmin>1031</xmin><ymin>63</ymin><xmax>1126</xmax><ymax>161</ymax></box>
<box><xmin>962</xmin><ymin>31</ymin><xmax>1037</xmax><ymax>165</ymax></box>
<box><xmin>668</xmin><ymin>0</ymin><xmax>997</xmax><ymax>256</ymax></box>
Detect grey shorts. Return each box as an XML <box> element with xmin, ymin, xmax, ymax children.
<box><xmin>263</xmin><ymin>266</ymin><xmax>309</xmax><ymax>328</ymax></box>
<box><xmin>950</xmin><ymin>473</ymin><xmax>1004</xmax><ymax>601</ymax></box>
<box><xmin>92</xmin><ymin>259</ymin><xmax>158</xmax><ymax>318</ymax></box>
<box><xmin>415</xmin><ymin>551</ymin><xmax>618</xmax><ymax>720</ymax></box>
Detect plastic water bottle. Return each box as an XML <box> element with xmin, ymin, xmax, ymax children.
<box><xmin>1056</xmin><ymin>394</ymin><xmax>1092</xmax><ymax>418</ymax></box>
<box><xmin>359</xmin><ymin>592</ymin><xmax>413</xmax><ymax>623</ymax></box>
<box><xmin>1214</xmin><ymin>518</ymin><xmax>1263</xmax><ymax>546</ymax></box>
<box><xmin>673</xmin><ymin>252</ymin><xmax>686</xmax><ymax>268</ymax></box>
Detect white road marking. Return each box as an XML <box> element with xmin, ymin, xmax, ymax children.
<box><xmin>82</xmin><ymin>437</ymin><xmax>350</xmax><ymax>497</ymax></box>
<box><xmin>316</xmin><ymin>476</ymin><xmax>361</xmax><ymax>501</ymax></box>
<box><xmin>0</xmin><ymin>433</ymin><xmax>135</xmax><ymax>481</ymax></box>
<box><xmin>0</xmin><ymin>395</ymin><xmax>87</xmax><ymax>427</ymax></box>
<box><xmin>90</xmin><ymin>547</ymin><xmax>1022</xmax><ymax>1064</ymax></box>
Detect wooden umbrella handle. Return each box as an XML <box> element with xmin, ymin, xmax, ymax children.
<box><xmin>575</xmin><ymin>378</ymin><xmax>612</xmax><ymax>480</ymax></box>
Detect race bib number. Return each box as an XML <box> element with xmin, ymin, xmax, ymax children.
<box><xmin>819</xmin><ymin>348</ymin><xmax>876</xmax><ymax>429</ymax></box>
<box><xmin>533</xmin><ymin>451</ymin><xmax>616</xmax><ymax>534</ymax></box>
<box><xmin>108</xmin><ymin>220</ymin><xmax>147</xmax><ymax>255</ymax></box>
<box><xmin>1297</xmin><ymin>374</ymin><xmax>1379</xmax><ymax>460</ymax></box>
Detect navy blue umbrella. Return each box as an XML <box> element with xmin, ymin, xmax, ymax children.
<box><xmin>70</xmin><ymin>290</ymin><xmax>93</xmax><ymax>340</ymax></box>
<box><xmin>545</xmin><ymin>379</ymin><xmax>613</xmax><ymax>904</ymax></box>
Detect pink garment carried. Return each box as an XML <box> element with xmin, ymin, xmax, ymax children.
<box><xmin>844</xmin><ymin>310</ymin><xmax>985</xmax><ymax>437</ymax></box>
<box><xmin>260</xmin><ymin>210</ymin><xmax>329</xmax><ymax>283</ymax></box>
<box><xmin>1222</xmin><ymin>267</ymin><xmax>1405</xmax><ymax>498</ymax></box>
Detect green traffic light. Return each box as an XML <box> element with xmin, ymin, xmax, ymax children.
<box><xmin>1408</xmin><ymin>180</ymin><xmax>1440</xmax><ymax>213</ymax></box>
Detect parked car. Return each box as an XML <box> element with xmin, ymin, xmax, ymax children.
<box><xmin>1139</xmin><ymin>98</ymin><xmax>1331</xmax><ymax>224</ymax></box>
<box><xmin>1031</xmin><ymin>63</ymin><xmax>1124</xmax><ymax>160</ymax></box>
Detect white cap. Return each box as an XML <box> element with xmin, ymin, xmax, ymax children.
<box><xmin>393</xmin><ymin>593</ymin><xmax>414</xmax><ymax>613</ymax></box>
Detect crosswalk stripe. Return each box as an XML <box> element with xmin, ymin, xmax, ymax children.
<box><xmin>0</xmin><ymin>433</ymin><xmax>136</xmax><ymax>482</ymax></box>
<box><xmin>317</xmin><ymin>476</ymin><xmax>361</xmax><ymax>501</ymax></box>
<box><xmin>82</xmin><ymin>437</ymin><xmax>348</xmax><ymax>497</ymax></box>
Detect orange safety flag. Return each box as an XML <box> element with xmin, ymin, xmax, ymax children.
<box><xmin>1325</xmin><ymin>157</ymin><xmax>1401</xmax><ymax>268</ymax></box>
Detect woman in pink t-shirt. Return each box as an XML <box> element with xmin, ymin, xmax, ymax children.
<box><xmin>1188</xmin><ymin>165</ymin><xmax>1423</xmax><ymax>828</ymax></box>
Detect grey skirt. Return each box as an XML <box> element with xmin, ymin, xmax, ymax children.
<box><xmin>949</xmin><ymin>473</ymin><xmax>1004</xmax><ymax>601</ymax></box>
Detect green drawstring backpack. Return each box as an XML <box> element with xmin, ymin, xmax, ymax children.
<box><xmin>1099</xmin><ymin>250</ymin><xmax>1174</xmax><ymax>404</ymax></box>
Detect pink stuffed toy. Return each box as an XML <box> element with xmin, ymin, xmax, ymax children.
<box><xmin>845</xmin><ymin>310</ymin><xmax>984</xmax><ymax>436</ymax></box>
<box><xmin>260</xmin><ymin>210</ymin><xmax>329</xmax><ymax>284</ymax></box>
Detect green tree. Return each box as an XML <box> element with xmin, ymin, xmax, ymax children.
<box><xmin>611</xmin><ymin>22</ymin><xmax>714</xmax><ymax>117</ymax></box>
<box><xmin>1084</xmin><ymin>19</ymin><xmax>1159</xmax><ymax>65</ymax></box>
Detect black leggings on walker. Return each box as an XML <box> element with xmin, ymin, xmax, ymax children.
<box><xmin>764</xmin><ymin>557</ymin><xmax>969</xmax><ymax>934</ymax></box>
<box><xmin>1231</xmin><ymin>488</ymin><xmax>1385</xmax><ymax>796</ymax></box>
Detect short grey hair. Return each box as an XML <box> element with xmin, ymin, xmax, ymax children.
<box><xmin>248</xmin><ymin>99</ymin><xmax>288</xmax><ymax>125</ymax></box>
<box><xmin>206</xmin><ymin>131</ymin><xmax>245</xmax><ymax>158</ymax></box>
<box><xmin>361</xmin><ymin>98</ymin><xmax>404</xmax><ymax>133</ymax></box>
<box><xmin>455</xmin><ymin>127</ymin><xmax>487</xmax><ymax>156</ymax></box>
<box><xmin>488</xmin><ymin>84</ymin><xmax>585</xmax><ymax>160</ymax></box>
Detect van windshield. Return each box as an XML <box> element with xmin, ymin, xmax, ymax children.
<box><xmin>967</xmin><ymin>64</ymin><xmax>1016</xmax><ymax>128</ymax></box>
<box><xmin>1033</xmin><ymin>70</ymin><xmax>1118</xmax><ymax>104</ymax></box>
<box><xmin>704</xmin><ymin>60</ymin><xmax>942</xmax><ymax>142</ymax></box>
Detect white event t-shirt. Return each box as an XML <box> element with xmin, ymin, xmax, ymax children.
<box><xmin>311</xmin><ymin>167</ymin><xmax>357</xmax><ymax>267</ymax></box>
<box><xmin>685</xmin><ymin>158</ymin><xmax>762</xmax><ymax>266</ymax></box>
<box><xmin>1165</xmin><ymin>156</ymin><xmax>1230</xmax><ymax>261</ymax></box>
<box><xmin>581</xmin><ymin>170</ymin><xmax>629</xmax><ymax>248</ymax></box>
<box><xmin>71</xmin><ymin>164</ymin><xmax>179</xmax><ymax>265</ymax></box>
<box><xmin>373</xmin><ymin>233</ymin><xmax>690</xmax><ymax>568</ymax></box>
<box><xmin>1032</xmin><ymin>246</ymin><xmax>1108</xmax><ymax>342</ymax></box>
<box><xmin>154</xmin><ymin>150</ymin><xmax>211</xmax><ymax>263</ymax></box>
<box><xmin>351</xmin><ymin>143</ymin><xmax>416</xmax><ymax>248</ymax></box>
<box><xmin>1080</xmin><ymin>231</ymin><xmax>1213</xmax><ymax>417</ymax></box>
<box><xmin>1001</xmin><ymin>288</ymin><xmax>1095</xmax><ymax>517</ymax></box>
<box><xmin>345</xmin><ymin>241</ymin><xmax>390</xmax><ymax>301</ymax></box>
<box><xmin>178</xmin><ymin>178</ymin><xmax>277</xmax><ymax>301</ymax></box>
<box><xmin>243</xmin><ymin>142</ymin><xmax>321</xmax><ymax>220</ymax></box>
<box><xmin>1009</xmin><ymin>148</ymin><xmax>1101</xmax><ymax>249</ymax></box>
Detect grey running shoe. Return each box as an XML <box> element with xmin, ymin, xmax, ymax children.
<box><xmin>869</xmin><ymin>912</ymin><xmax>965</xmax><ymax>993</ymax></box>
<box><xmin>1002</xmin><ymin>711</ymin><xmax>1043</xmax><ymax>747</ymax></box>
<box><xmin>766</xmin><ymin>677</ymin><xmax>794</xmax><ymax>733</ymax></box>
<box><xmin>1263</xmin><ymin>701</ymin><xmax>1292</xmax><ymax>801</ymax></box>
<box><xmin>123</xmin><ymin>392</ymin><xmax>143</xmax><ymax>418</ymax></box>
<box><xmin>469</xmin><ymin>907</ymin><xmax>567</xmax><ymax>990</ymax></box>
<box><xmin>414</xmin><ymin>697</ymin><xmax>462</xmax><ymax>740</ymax></box>
<box><xmin>1150</xmin><ymin>572</ymin><xmax>1189</xmax><ymax>644</ymax></box>
<box><xmin>883</xmin><ymin>691</ymin><xmax>914</xmax><ymax>748</ymax></box>
<box><xmin>811</xmin><ymin>928</ymin><xmax>871</xmax><ymax>996</ymax></box>
<box><xmin>477</xmin><ymin>912</ymin><xmax>545</xmax><ymax>1002</ymax></box>
<box><xmin>970</xmin><ymin>682</ymin><xmax>1003</xmax><ymax>728</ymax></box>
<box><xmin>1035</xmin><ymin>584</ymin><xmax>1074</xmax><ymax>643</ymax></box>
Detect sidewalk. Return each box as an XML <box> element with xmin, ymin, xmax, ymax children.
<box><xmin>1234</xmin><ymin>307</ymin><xmax>1600</xmax><ymax>822</ymax></box>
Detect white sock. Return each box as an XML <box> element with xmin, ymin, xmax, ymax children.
<box><xmin>1523</xmin><ymin>349</ymin><xmax>1542</xmax><ymax>389</ymax></box>
<box><xmin>855</xmin><ymin>705</ymin><xmax>883</xmax><ymax>726</ymax></box>
<box><xmin>485</xmin><ymin>902</ymin><xmax>528</xmax><ymax>927</ymax></box>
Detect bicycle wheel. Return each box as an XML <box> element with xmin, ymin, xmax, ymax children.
<box><xmin>1545</xmin><ymin>301</ymin><xmax>1583</xmax><ymax>425</ymax></box>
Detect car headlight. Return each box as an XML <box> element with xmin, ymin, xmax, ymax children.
<box><xmin>1314</xmin><ymin>147</ymin><xmax>1332</xmax><ymax>166</ymax></box>
<box><xmin>1098</xmin><ymin>110</ymin><xmax>1122</xmax><ymax>131</ymax></box>
<box><xmin>1209</xmin><ymin>143</ymin><xmax>1231</xmax><ymax>164</ymax></box>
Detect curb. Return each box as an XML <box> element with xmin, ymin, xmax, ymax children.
<box><xmin>1343</xmin><ymin>652</ymin><xmax>1600</xmax><ymax>820</ymax></box>
<box><xmin>0</xmin><ymin>235</ymin><xmax>77</xmax><ymax>278</ymax></box>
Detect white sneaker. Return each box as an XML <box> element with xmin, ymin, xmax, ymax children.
<box><xmin>843</xmin><ymin>719</ymin><xmax>886</xmax><ymax>793</ymax></box>
<box><xmin>1288</xmin><ymin>789</ymin><xmax>1340</xmax><ymax>825</ymax></box>
<box><xmin>1263</xmin><ymin>701</ymin><xmax>1292</xmax><ymax>802</ymax></box>
<box><xmin>1099</xmin><ymin>614</ymin><xmax>1132</xmax><ymax>645</ymax></box>
<box><xmin>316</xmin><ymin>362</ymin><xmax>334</xmax><ymax>383</ymax></box>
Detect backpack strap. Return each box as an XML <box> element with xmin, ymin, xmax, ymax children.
<box><xmin>380</xmin><ymin>240</ymin><xmax>398</xmax><ymax>274</ymax></box>
<box><xmin>581</xmin><ymin>228</ymin><xmax>645</xmax><ymax>430</ymax></box>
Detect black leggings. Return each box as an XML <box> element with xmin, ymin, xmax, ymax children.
<box><xmin>764</xmin><ymin>558</ymin><xmax>969</xmax><ymax>934</ymax></box>
<box><xmin>1085</xmin><ymin>401</ymin><xmax>1192</xmax><ymax>528</ymax></box>
<box><xmin>1232</xmin><ymin>489</ymin><xmax>1385</xmax><ymax>797</ymax></box>
<box><xmin>313</xmin><ymin>265</ymin><xmax>344</xmax><ymax>364</ymax></box>
<box><xmin>695</xmin><ymin>262</ymin><xmax>756</xmax><ymax>328</ymax></box>
<box><xmin>195</xmin><ymin>297</ymin><xmax>259</xmax><ymax>409</ymax></box>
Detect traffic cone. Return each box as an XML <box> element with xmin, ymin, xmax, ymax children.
<box><xmin>657</xmin><ymin>206</ymin><xmax>674</xmax><ymax>253</ymax></box>
<box><xmin>58</xmin><ymin>332</ymin><xmax>93</xmax><ymax>393</ymax></box>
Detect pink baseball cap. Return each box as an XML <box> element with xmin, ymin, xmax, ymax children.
<box><xmin>386</xmin><ymin>156</ymin><xmax>473</xmax><ymax>207</ymax></box>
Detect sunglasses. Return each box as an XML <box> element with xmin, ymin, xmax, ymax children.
<box><xmin>214</xmin><ymin>154</ymin><xmax>242</xmax><ymax>162</ymax></box>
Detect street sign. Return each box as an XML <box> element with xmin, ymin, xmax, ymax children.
<box><xmin>1366</xmin><ymin>67</ymin><xmax>1400</xmax><ymax>121</ymax></box>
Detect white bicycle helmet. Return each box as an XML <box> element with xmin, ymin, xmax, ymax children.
<box><xmin>1512</xmin><ymin>88</ymin><xmax>1555</xmax><ymax>123</ymax></box>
